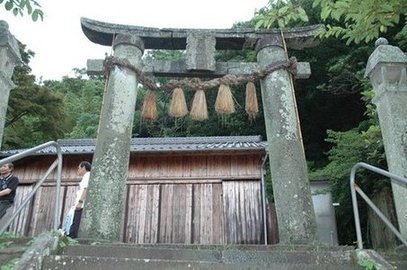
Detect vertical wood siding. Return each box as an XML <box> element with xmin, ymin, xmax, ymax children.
<box><xmin>223</xmin><ymin>181</ymin><xmax>263</xmax><ymax>244</ymax></box>
<box><xmin>9</xmin><ymin>185</ymin><xmax>33</xmax><ymax>235</ymax></box>
<box><xmin>8</xmin><ymin>152</ymin><xmax>266</xmax><ymax>244</ymax></box>
<box><xmin>125</xmin><ymin>184</ymin><xmax>160</xmax><ymax>243</ymax></box>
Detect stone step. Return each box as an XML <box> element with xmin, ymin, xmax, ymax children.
<box><xmin>380</xmin><ymin>247</ymin><xmax>407</xmax><ymax>269</ymax></box>
<box><xmin>0</xmin><ymin>236</ymin><xmax>32</xmax><ymax>267</ymax></box>
<box><xmin>0</xmin><ymin>246</ymin><xmax>27</xmax><ymax>266</ymax></box>
<box><xmin>42</xmin><ymin>255</ymin><xmax>362</xmax><ymax>270</ymax></box>
<box><xmin>41</xmin><ymin>243</ymin><xmax>363</xmax><ymax>270</ymax></box>
<box><xmin>60</xmin><ymin>243</ymin><xmax>358</xmax><ymax>265</ymax></box>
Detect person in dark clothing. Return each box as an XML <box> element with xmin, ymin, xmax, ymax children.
<box><xmin>0</xmin><ymin>163</ymin><xmax>19</xmax><ymax>219</ymax></box>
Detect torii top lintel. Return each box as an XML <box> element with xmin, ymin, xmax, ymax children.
<box><xmin>81</xmin><ymin>17</ymin><xmax>322</xmax><ymax>51</ymax></box>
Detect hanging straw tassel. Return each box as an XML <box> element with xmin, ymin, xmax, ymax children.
<box><xmin>169</xmin><ymin>87</ymin><xmax>188</xmax><ymax>118</ymax></box>
<box><xmin>215</xmin><ymin>84</ymin><xmax>235</xmax><ymax>115</ymax></box>
<box><xmin>141</xmin><ymin>90</ymin><xmax>158</xmax><ymax>121</ymax></box>
<box><xmin>245</xmin><ymin>82</ymin><xmax>259</xmax><ymax>120</ymax></box>
<box><xmin>189</xmin><ymin>89</ymin><xmax>208</xmax><ymax>121</ymax></box>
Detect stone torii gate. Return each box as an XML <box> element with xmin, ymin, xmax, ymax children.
<box><xmin>80</xmin><ymin>17</ymin><xmax>321</xmax><ymax>244</ymax></box>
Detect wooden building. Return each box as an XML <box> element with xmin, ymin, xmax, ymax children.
<box><xmin>2</xmin><ymin>136</ymin><xmax>268</xmax><ymax>244</ymax></box>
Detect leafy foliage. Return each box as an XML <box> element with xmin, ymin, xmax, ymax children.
<box><xmin>256</xmin><ymin>0</ymin><xmax>406</xmax><ymax>46</ymax></box>
<box><xmin>44</xmin><ymin>73</ymin><xmax>104</xmax><ymax>139</ymax></box>
<box><xmin>0</xmin><ymin>258</ymin><xmax>19</xmax><ymax>270</ymax></box>
<box><xmin>255</xmin><ymin>0</ymin><xmax>309</xmax><ymax>29</ymax></box>
<box><xmin>357</xmin><ymin>256</ymin><xmax>377</xmax><ymax>270</ymax></box>
<box><xmin>3</xmin><ymin>43</ymin><xmax>67</xmax><ymax>149</ymax></box>
<box><xmin>313</xmin><ymin>0</ymin><xmax>407</xmax><ymax>45</ymax></box>
<box><xmin>0</xmin><ymin>0</ymin><xmax>43</xmax><ymax>21</ymax></box>
<box><xmin>310</xmin><ymin>85</ymin><xmax>387</xmax><ymax>245</ymax></box>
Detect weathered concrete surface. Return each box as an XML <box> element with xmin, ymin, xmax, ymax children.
<box><xmin>81</xmin><ymin>17</ymin><xmax>322</xmax><ymax>50</ymax></box>
<box><xmin>42</xmin><ymin>243</ymin><xmax>362</xmax><ymax>270</ymax></box>
<box><xmin>186</xmin><ymin>32</ymin><xmax>216</xmax><ymax>71</ymax></box>
<box><xmin>365</xmin><ymin>38</ymin><xmax>407</xmax><ymax>239</ymax></box>
<box><xmin>87</xmin><ymin>58</ymin><xmax>311</xmax><ymax>79</ymax></box>
<box><xmin>0</xmin><ymin>236</ymin><xmax>32</xmax><ymax>267</ymax></box>
<box><xmin>0</xmin><ymin>20</ymin><xmax>21</xmax><ymax>148</ymax></box>
<box><xmin>13</xmin><ymin>232</ymin><xmax>58</xmax><ymax>270</ymax></box>
<box><xmin>256</xmin><ymin>35</ymin><xmax>318</xmax><ymax>244</ymax></box>
<box><xmin>380</xmin><ymin>247</ymin><xmax>407</xmax><ymax>269</ymax></box>
<box><xmin>80</xmin><ymin>34</ymin><xmax>144</xmax><ymax>240</ymax></box>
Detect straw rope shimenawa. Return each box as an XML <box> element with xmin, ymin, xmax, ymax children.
<box><xmin>190</xmin><ymin>89</ymin><xmax>208</xmax><ymax>121</ymax></box>
<box><xmin>169</xmin><ymin>87</ymin><xmax>188</xmax><ymax>118</ymax></box>
<box><xmin>103</xmin><ymin>56</ymin><xmax>297</xmax><ymax>121</ymax></box>
<box><xmin>215</xmin><ymin>84</ymin><xmax>235</xmax><ymax>115</ymax></box>
<box><xmin>245</xmin><ymin>81</ymin><xmax>258</xmax><ymax>120</ymax></box>
<box><xmin>141</xmin><ymin>90</ymin><xmax>158</xmax><ymax>120</ymax></box>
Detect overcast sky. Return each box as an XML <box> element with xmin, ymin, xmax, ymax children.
<box><xmin>1</xmin><ymin>0</ymin><xmax>269</xmax><ymax>81</ymax></box>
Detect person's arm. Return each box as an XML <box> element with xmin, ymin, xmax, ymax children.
<box><xmin>75</xmin><ymin>188</ymin><xmax>87</xmax><ymax>210</ymax></box>
<box><xmin>0</xmin><ymin>188</ymin><xmax>12</xmax><ymax>197</ymax></box>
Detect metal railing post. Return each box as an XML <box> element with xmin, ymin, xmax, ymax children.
<box><xmin>54</xmin><ymin>145</ymin><xmax>63</xmax><ymax>230</ymax></box>
<box><xmin>350</xmin><ymin>165</ymin><xmax>363</xmax><ymax>250</ymax></box>
<box><xmin>0</xmin><ymin>141</ymin><xmax>63</xmax><ymax>235</ymax></box>
<box><xmin>350</xmin><ymin>162</ymin><xmax>407</xmax><ymax>249</ymax></box>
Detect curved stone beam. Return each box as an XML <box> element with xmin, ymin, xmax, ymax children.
<box><xmin>81</xmin><ymin>17</ymin><xmax>323</xmax><ymax>50</ymax></box>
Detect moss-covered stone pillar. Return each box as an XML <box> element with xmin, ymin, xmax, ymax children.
<box><xmin>256</xmin><ymin>35</ymin><xmax>318</xmax><ymax>244</ymax></box>
<box><xmin>365</xmin><ymin>38</ymin><xmax>407</xmax><ymax>239</ymax></box>
<box><xmin>0</xmin><ymin>21</ymin><xmax>21</xmax><ymax>148</ymax></box>
<box><xmin>80</xmin><ymin>34</ymin><xmax>144</xmax><ymax>240</ymax></box>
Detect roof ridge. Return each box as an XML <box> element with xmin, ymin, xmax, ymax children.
<box><xmin>1</xmin><ymin>136</ymin><xmax>266</xmax><ymax>156</ymax></box>
<box><xmin>57</xmin><ymin>135</ymin><xmax>263</xmax><ymax>146</ymax></box>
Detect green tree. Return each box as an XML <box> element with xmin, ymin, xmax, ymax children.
<box><xmin>313</xmin><ymin>0</ymin><xmax>406</xmax><ymax>45</ymax></box>
<box><xmin>44</xmin><ymin>73</ymin><xmax>104</xmax><ymax>139</ymax></box>
<box><xmin>0</xmin><ymin>0</ymin><xmax>43</xmax><ymax>21</ymax></box>
<box><xmin>3</xmin><ymin>43</ymin><xmax>67</xmax><ymax>148</ymax></box>
<box><xmin>308</xmin><ymin>68</ymin><xmax>389</xmax><ymax>246</ymax></box>
<box><xmin>255</xmin><ymin>0</ymin><xmax>407</xmax><ymax>46</ymax></box>
<box><xmin>255</xmin><ymin>0</ymin><xmax>309</xmax><ymax>29</ymax></box>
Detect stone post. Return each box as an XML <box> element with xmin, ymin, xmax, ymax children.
<box><xmin>365</xmin><ymin>38</ymin><xmax>407</xmax><ymax>238</ymax></box>
<box><xmin>256</xmin><ymin>35</ymin><xmax>318</xmax><ymax>244</ymax></box>
<box><xmin>0</xmin><ymin>21</ymin><xmax>21</xmax><ymax>148</ymax></box>
<box><xmin>80</xmin><ymin>34</ymin><xmax>144</xmax><ymax>240</ymax></box>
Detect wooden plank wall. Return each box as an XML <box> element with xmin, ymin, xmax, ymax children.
<box><xmin>9</xmin><ymin>185</ymin><xmax>33</xmax><ymax>235</ymax></box>
<box><xmin>7</xmin><ymin>152</ymin><xmax>266</xmax><ymax>245</ymax></box>
<box><xmin>223</xmin><ymin>181</ymin><xmax>263</xmax><ymax>244</ymax></box>
<box><xmin>8</xmin><ymin>156</ymin><xmax>86</xmax><ymax>236</ymax></box>
<box><xmin>124</xmin><ymin>153</ymin><xmax>264</xmax><ymax>244</ymax></box>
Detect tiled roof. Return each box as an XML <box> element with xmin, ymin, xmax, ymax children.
<box><xmin>0</xmin><ymin>136</ymin><xmax>267</xmax><ymax>156</ymax></box>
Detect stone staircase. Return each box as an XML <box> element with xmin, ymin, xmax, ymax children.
<box><xmin>41</xmin><ymin>242</ymin><xmax>363</xmax><ymax>270</ymax></box>
<box><xmin>380</xmin><ymin>246</ymin><xmax>407</xmax><ymax>270</ymax></box>
<box><xmin>0</xmin><ymin>236</ymin><xmax>32</xmax><ymax>268</ymax></box>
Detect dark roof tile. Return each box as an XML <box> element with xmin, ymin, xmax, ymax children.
<box><xmin>0</xmin><ymin>136</ymin><xmax>267</xmax><ymax>156</ymax></box>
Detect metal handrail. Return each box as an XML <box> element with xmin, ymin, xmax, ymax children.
<box><xmin>0</xmin><ymin>141</ymin><xmax>63</xmax><ymax>235</ymax></box>
<box><xmin>350</xmin><ymin>162</ymin><xmax>407</xmax><ymax>249</ymax></box>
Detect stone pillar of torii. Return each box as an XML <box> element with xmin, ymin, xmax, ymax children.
<box><xmin>0</xmin><ymin>21</ymin><xmax>21</xmax><ymax>149</ymax></box>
